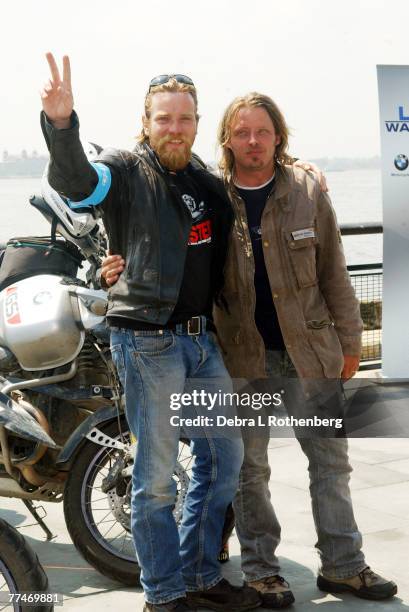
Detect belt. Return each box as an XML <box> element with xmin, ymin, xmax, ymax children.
<box><xmin>170</xmin><ymin>316</ymin><xmax>215</xmax><ymax>335</ymax></box>
<box><xmin>110</xmin><ymin>315</ymin><xmax>215</xmax><ymax>336</ymax></box>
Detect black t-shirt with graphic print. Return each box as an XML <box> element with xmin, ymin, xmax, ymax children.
<box><xmin>167</xmin><ymin>170</ymin><xmax>214</xmax><ymax>324</ymax></box>
<box><xmin>236</xmin><ymin>178</ymin><xmax>285</xmax><ymax>350</ymax></box>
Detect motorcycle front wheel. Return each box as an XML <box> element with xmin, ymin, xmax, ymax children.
<box><xmin>63</xmin><ymin>418</ymin><xmax>196</xmax><ymax>586</ymax></box>
<box><xmin>0</xmin><ymin>519</ymin><xmax>52</xmax><ymax>612</ymax></box>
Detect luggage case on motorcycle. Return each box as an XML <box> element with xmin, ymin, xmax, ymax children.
<box><xmin>0</xmin><ymin>236</ymin><xmax>84</xmax><ymax>292</ymax></box>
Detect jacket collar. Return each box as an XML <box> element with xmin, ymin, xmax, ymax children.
<box><xmin>134</xmin><ymin>143</ymin><xmax>230</xmax><ymax>208</ymax></box>
<box><xmin>226</xmin><ymin>163</ymin><xmax>294</xmax><ymax>211</ymax></box>
<box><xmin>134</xmin><ymin>142</ymin><xmax>172</xmax><ymax>175</ymax></box>
<box><xmin>274</xmin><ymin>165</ymin><xmax>292</xmax><ymax>200</ymax></box>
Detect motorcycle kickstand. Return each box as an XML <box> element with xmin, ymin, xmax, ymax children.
<box><xmin>22</xmin><ymin>499</ymin><xmax>56</xmax><ymax>541</ymax></box>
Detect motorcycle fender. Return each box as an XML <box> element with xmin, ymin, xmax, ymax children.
<box><xmin>56</xmin><ymin>406</ymin><xmax>123</xmax><ymax>470</ymax></box>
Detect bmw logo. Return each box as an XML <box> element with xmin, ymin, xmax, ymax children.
<box><xmin>33</xmin><ymin>291</ymin><xmax>52</xmax><ymax>305</ymax></box>
<box><xmin>394</xmin><ymin>154</ymin><xmax>409</xmax><ymax>171</ymax></box>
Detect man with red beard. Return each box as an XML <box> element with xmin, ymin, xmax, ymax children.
<box><xmin>39</xmin><ymin>53</ymin><xmax>260</xmax><ymax>612</ymax></box>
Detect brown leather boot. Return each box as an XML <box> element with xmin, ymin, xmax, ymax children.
<box><xmin>317</xmin><ymin>567</ymin><xmax>397</xmax><ymax>600</ymax></box>
<box><xmin>247</xmin><ymin>575</ymin><xmax>295</xmax><ymax>609</ymax></box>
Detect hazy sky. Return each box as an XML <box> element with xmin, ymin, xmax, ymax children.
<box><xmin>1</xmin><ymin>0</ymin><xmax>408</xmax><ymax>161</ymax></box>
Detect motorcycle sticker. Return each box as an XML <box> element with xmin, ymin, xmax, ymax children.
<box><xmin>5</xmin><ymin>287</ymin><xmax>21</xmax><ymax>325</ymax></box>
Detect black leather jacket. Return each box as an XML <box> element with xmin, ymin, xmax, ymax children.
<box><xmin>41</xmin><ymin>111</ymin><xmax>233</xmax><ymax>325</ymax></box>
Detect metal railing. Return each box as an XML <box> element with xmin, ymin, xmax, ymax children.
<box><xmin>1</xmin><ymin>227</ymin><xmax>384</xmax><ymax>368</ymax></box>
<box><xmin>341</xmin><ymin>223</ymin><xmax>382</xmax><ymax>369</ymax></box>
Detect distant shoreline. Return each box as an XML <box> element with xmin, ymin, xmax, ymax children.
<box><xmin>0</xmin><ymin>157</ymin><xmax>381</xmax><ymax>179</ymax></box>
<box><xmin>310</xmin><ymin>157</ymin><xmax>380</xmax><ymax>172</ymax></box>
<box><xmin>0</xmin><ymin>175</ymin><xmax>42</xmax><ymax>180</ymax></box>
<box><xmin>0</xmin><ymin>167</ymin><xmax>381</xmax><ymax>180</ymax></box>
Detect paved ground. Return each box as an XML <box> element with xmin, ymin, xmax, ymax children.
<box><xmin>1</xmin><ymin>376</ymin><xmax>408</xmax><ymax>611</ymax></box>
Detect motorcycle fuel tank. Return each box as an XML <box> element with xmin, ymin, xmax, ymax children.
<box><xmin>0</xmin><ymin>275</ymin><xmax>85</xmax><ymax>371</ymax></box>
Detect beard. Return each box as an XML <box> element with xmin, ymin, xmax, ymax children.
<box><xmin>150</xmin><ymin>134</ymin><xmax>193</xmax><ymax>171</ymax></box>
<box><xmin>245</xmin><ymin>149</ymin><xmax>266</xmax><ymax>168</ymax></box>
<box><xmin>247</xmin><ymin>156</ymin><xmax>264</xmax><ymax>169</ymax></box>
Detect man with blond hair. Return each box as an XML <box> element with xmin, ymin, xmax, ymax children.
<box><xmin>211</xmin><ymin>92</ymin><xmax>397</xmax><ymax>607</ymax></box>
<box><xmin>39</xmin><ymin>54</ymin><xmax>261</xmax><ymax>612</ymax></box>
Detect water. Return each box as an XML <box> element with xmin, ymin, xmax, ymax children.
<box><xmin>325</xmin><ymin>169</ymin><xmax>382</xmax><ymax>265</ymax></box>
<box><xmin>0</xmin><ymin>169</ymin><xmax>383</xmax><ymax>265</ymax></box>
<box><xmin>0</xmin><ymin>178</ymin><xmax>50</xmax><ymax>245</ymax></box>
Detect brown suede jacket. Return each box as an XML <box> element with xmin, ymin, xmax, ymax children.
<box><xmin>213</xmin><ymin>164</ymin><xmax>363</xmax><ymax>380</ymax></box>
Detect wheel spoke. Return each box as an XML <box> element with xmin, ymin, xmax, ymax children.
<box><xmin>86</xmin><ymin>496</ymin><xmax>109</xmax><ymax>504</ymax></box>
<box><xmin>91</xmin><ymin>509</ymin><xmax>113</xmax><ymax>525</ymax></box>
<box><xmin>93</xmin><ymin>517</ymin><xmax>118</xmax><ymax>526</ymax></box>
<box><xmin>179</xmin><ymin>458</ymin><xmax>193</xmax><ymax>471</ymax></box>
<box><xmin>92</xmin><ymin>462</ymin><xmax>111</xmax><ymax>473</ymax></box>
<box><xmin>88</xmin><ymin>507</ymin><xmax>111</xmax><ymax>512</ymax></box>
<box><xmin>100</xmin><ymin>520</ymin><xmax>119</xmax><ymax>539</ymax></box>
<box><xmin>108</xmin><ymin>527</ymin><xmax>127</xmax><ymax>541</ymax></box>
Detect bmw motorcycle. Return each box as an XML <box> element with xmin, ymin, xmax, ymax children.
<box><xmin>0</xmin><ymin>158</ymin><xmax>197</xmax><ymax>585</ymax></box>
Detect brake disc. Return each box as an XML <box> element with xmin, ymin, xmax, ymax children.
<box><xmin>107</xmin><ymin>482</ymin><xmax>132</xmax><ymax>531</ymax></box>
<box><xmin>104</xmin><ymin>459</ymin><xmax>190</xmax><ymax>529</ymax></box>
<box><xmin>173</xmin><ymin>461</ymin><xmax>190</xmax><ymax>523</ymax></box>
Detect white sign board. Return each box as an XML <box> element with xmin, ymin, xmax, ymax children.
<box><xmin>377</xmin><ymin>65</ymin><xmax>409</xmax><ymax>377</ymax></box>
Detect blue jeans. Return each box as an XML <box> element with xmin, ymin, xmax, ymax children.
<box><xmin>110</xmin><ymin>327</ymin><xmax>244</xmax><ymax>605</ymax></box>
<box><xmin>234</xmin><ymin>350</ymin><xmax>366</xmax><ymax>581</ymax></box>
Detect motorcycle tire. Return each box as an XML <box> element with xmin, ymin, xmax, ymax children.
<box><xmin>0</xmin><ymin>519</ymin><xmax>52</xmax><ymax>612</ymax></box>
<box><xmin>63</xmin><ymin>418</ymin><xmax>234</xmax><ymax>586</ymax></box>
<box><xmin>63</xmin><ymin>418</ymin><xmax>139</xmax><ymax>585</ymax></box>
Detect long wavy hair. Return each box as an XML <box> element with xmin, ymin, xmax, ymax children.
<box><xmin>217</xmin><ymin>92</ymin><xmax>292</xmax><ymax>178</ymax></box>
<box><xmin>137</xmin><ymin>79</ymin><xmax>199</xmax><ymax>144</ymax></box>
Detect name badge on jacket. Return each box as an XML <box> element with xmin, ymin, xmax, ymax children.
<box><xmin>291</xmin><ymin>228</ymin><xmax>315</xmax><ymax>241</ymax></box>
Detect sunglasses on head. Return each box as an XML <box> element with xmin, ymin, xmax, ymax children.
<box><xmin>148</xmin><ymin>74</ymin><xmax>195</xmax><ymax>91</ymax></box>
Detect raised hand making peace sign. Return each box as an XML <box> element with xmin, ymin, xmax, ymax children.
<box><xmin>40</xmin><ymin>52</ymin><xmax>73</xmax><ymax>129</ymax></box>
